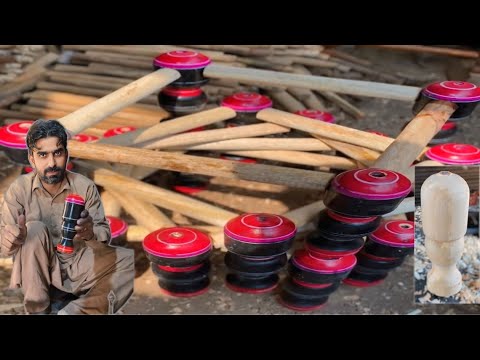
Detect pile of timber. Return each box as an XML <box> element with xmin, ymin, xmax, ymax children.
<box><xmin>0</xmin><ymin>47</ymin><xmax>59</xmax><ymax>109</ymax></box>
<box><xmin>0</xmin><ymin>45</ymin><xmax>55</xmax><ymax>85</ymax></box>
<box><xmin>9</xmin><ymin>44</ymin><xmax>422</xmax><ymax>121</ymax></box>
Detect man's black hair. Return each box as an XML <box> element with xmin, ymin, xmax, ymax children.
<box><xmin>26</xmin><ymin>119</ymin><xmax>68</xmax><ymax>154</ymax></box>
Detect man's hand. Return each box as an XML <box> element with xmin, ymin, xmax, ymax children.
<box><xmin>74</xmin><ymin>209</ymin><xmax>95</xmax><ymax>241</ymax></box>
<box><xmin>1</xmin><ymin>214</ymin><xmax>27</xmax><ymax>255</ymax></box>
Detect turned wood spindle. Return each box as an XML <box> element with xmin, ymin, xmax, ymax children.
<box><xmin>421</xmin><ymin>171</ymin><xmax>469</xmax><ymax>297</ymax></box>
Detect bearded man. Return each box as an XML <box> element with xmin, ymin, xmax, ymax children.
<box><xmin>0</xmin><ymin>119</ymin><xmax>134</xmax><ymax>315</ymax></box>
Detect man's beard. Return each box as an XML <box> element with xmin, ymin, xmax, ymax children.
<box><xmin>41</xmin><ymin>166</ymin><xmax>65</xmax><ymax>184</ymax></box>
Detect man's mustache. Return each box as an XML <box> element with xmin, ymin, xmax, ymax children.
<box><xmin>45</xmin><ymin>166</ymin><xmax>62</xmax><ymax>173</ymax></box>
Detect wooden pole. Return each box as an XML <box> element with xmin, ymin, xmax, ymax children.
<box><xmin>100</xmin><ymin>190</ymin><xmax>122</xmax><ymax>217</ymax></box>
<box><xmin>316</xmin><ymin>137</ymin><xmax>380</xmax><ymax>166</ymax></box>
<box><xmin>223</xmin><ymin>150</ymin><xmax>357</xmax><ymax>170</ymax></box>
<box><xmin>317</xmin><ymin>90</ymin><xmax>366</xmax><ymax>119</ymax></box>
<box><xmin>267</xmin><ymin>89</ymin><xmax>305</xmax><ymax>112</ymax></box>
<box><xmin>58</xmin><ymin>68</ymin><xmax>180</xmax><ymax>135</ymax></box>
<box><xmin>36</xmin><ymin>81</ymin><xmax>158</xmax><ymax>105</ymax></box>
<box><xmin>288</xmin><ymin>87</ymin><xmax>327</xmax><ymax>110</ymax></box>
<box><xmin>204</xmin><ymin>63</ymin><xmax>421</xmax><ymax>101</ymax></box>
<box><xmin>24</xmin><ymin>90</ymin><xmax>165</xmax><ymax>117</ymax></box>
<box><xmin>10</xmin><ymin>104</ymin><xmax>151</xmax><ymax>130</ymax></box>
<box><xmin>185</xmin><ymin>137</ymin><xmax>332</xmax><ymax>152</ymax></box>
<box><xmin>108</xmin><ymin>189</ymin><xmax>175</xmax><ymax>232</ymax></box>
<box><xmin>373</xmin><ymin>101</ymin><xmax>456</xmax><ymax>175</ymax></box>
<box><xmin>126</xmin><ymin>225</ymin><xmax>151</xmax><ymax>242</ymax></box>
<box><xmin>369</xmin><ymin>45</ymin><xmax>479</xmax><ymax>59</ymax></box>
<box><xmin>68</xmin><ymin>141</ymin><xmax>334</xmax><ymax>190</ymax></box>
<box><xmin>257</xmin><ymin>108</ymin><xmax>394</xmax><ymax>152</ymax></box>
<box><xmin>282</xmin><ymin>200</ymin><xmax>325</xmax><ymax>228</ymax></box>
<box><xmin>97</xmin><ymin>107</ymin><xmax>236</xmax><ymax>146</ymax></box>
<box><xmin>142</xmin><ymin>123</ymin><xmax>290</xmax><ymax>150</ymax></box>
<box><xmin>290</xmin><ymin>64</ymin><xmax>365</xmax><ymax>119</ymax></box>
<box><xmin>25</xmin><ymin>99</ymin><xmax>164</xmax><ymax>124</ymax></box>
<box><xmin>0</xmin><ymin>66</ymin><xmax>46</xmax><ymax>98</ymax></box>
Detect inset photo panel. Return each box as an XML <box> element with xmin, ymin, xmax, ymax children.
<box><xmin>414</xmin><ymin>165</ymin><xmax>479</xmax><ymax>304</ymax></box>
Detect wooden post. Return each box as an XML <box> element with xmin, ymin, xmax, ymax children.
<box><xmin>58</xmin><ymin>68</ymin><xmax>180</xmax><ymax>135</ymax></box>
<box><xmin>36</xmin><ymin>81</ymin><xmax>158</xmax><ymax>105</ymax></box>
<box><xmin>267</xmin><ymin>89</ymin><xmax>305</xmax><ymax>112</ymax></box>
<box><xmin>97</xmin><ymin>107</ymin><xmax>236</xmax><ymax>146</ymax></box>
<box><xmin>257</xmin><ymin>108</ymin><xmax>394</xmax><ymax>152</ymax></box>
<box><xmin>68</xmin><ymin>141</ymin><xmax>334</xmax><ymax>190</ymax></box>
<box><xmin>421</xmin><ymin>171</ymin><xmax>469</xmax><ymax>296</ymax></box>
<box><xmin>223</xmin><ymin>150</ymin><xmax>357</xmax><ymax>170</ymax></box>
<box><xmin>315</xmin><ymin>137</ymin><xmax>380</xmax><ymax>166</ymax></box>
<box><xmin>107</xmin><ymin>189</ymin><xmax>175</xmax><ymax>232</ymax></box>
<box><xmin>282</xmin><ymin>200</ymin><xmax>325</xmax><ymax>228</ymax></box>
<box><xmin>142</xmin><ymin>122</ymin><xmax>291</xmax><ymax>150</ymax></box>
<box><xmin>185</xmin><ymin>137</ymin><xmax>332</xmax><ymax>152</ymax></box>
<box><xmin>204</xmin><ymin>63</ymin><xmax>421</xmax><ymax>101</ymax></box>
<box><xmin>373</xmin><ymin>101</ymin><xmax>456</xmax><ymax>175</ymax></box>
<box><xmin>100</xmin><ymin>190</ymin><xmax>122</xmax><ymax>217</ymax></box>
<box><xmin>368</xmin><ymin>45</ymin><xmax>479</xmax><ymax>59</ymax></box>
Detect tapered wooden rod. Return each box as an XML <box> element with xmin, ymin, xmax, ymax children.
<box><xmin>97</xmin><ymin>107</ymin><xmax>236</xmax><ymax>146</ymax></box>
<box><xmin>68</xmin><ymin>141</ymin><xmax>334</xmax><ymax>190</ymax></box>
<box><xmin>100</xmin><ymin>190</ymin><xmax>122</xmax><ymax>217</ymax></box>
<box><xmin>59</xmin><ymin>68</ymin><xmax>180</xmax><ymax>135</ymax></box>
<box><xmin>224</xmin><ymin>150</ymin><xmax>357</xmax><ymax>170</ymax></box>
<box><xmin>108</xmin><ymin>189</ymin><xmax>175</xmax><ymax>231</ymax></box>
<box><xmin>142</xmin><ymin>123</ymin><xmax>290</xmax><ymax>150</ymax></box>
<box><xmin>368</xmin><ymin>45</ymin><xmax>479</xmax><ymax>59</ymax></box>
<box><xmin>282</xmin><ymin>200</ymin><xmax>325</xmax><ymax>228</ymax></box>
<box><xmin>186</xmin><ymin>137</ymin><xmax>332</xmax><ymax>152</ymax></box>
<box><xmin>315</xmin><ymin>137</ymin><xmax>380</xmax><ymax>166</ymax></box>
<box><xmin>257</xmin><ymin>108</ymin><xmax>394</xmax><ymax>152</ymax></box>
<box><xmin>373</xmin><ymin>101</ymin><xmax>456</xmax><ymax>175</ymax></box>
<box><xmin>205</xmin><ymin>63</ymin><xmax>421</xmax><ymax>101</ymax></box>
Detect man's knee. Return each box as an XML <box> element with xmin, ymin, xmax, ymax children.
<box><xmin>24</xmin><ymin>221</ymin><xmax>50</xmax><ymax>248</ymax></box>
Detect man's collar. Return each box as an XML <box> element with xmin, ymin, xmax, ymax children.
<box><xmin>32</xmin><ymin>171</ymin><xmax>71</xmax><ymax>194</ymax></box>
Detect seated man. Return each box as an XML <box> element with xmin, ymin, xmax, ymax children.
<box><xmin>0</xmin><ymin>119</ymin><xmax>134</xmax><ymax>314</ymax></box>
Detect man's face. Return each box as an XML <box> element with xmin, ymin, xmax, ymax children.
<box><xmin>29</xmin><ymin>136</ymin><xmax>68</xmax><ymax>185</ymax></box>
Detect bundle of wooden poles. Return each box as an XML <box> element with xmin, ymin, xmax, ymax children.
<box><xmin>0</xmin><ymin>44</ymin><xmax>420</xmax><ymax>122</ymax></box>
<box><xmin>0</xmin><ymin>45</ymin><xmax>55</xmax><ymax>85</ymax></box>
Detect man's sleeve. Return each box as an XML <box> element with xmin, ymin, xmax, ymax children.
<box><xmin>85</xmin><ymin>183</ymin><xmax>111</xmax><ymax>244</ymax></box>
<box><xmin>0</xmin><ymin>181</ymin><xmax>25</xmax><ymax>256</ymax></box>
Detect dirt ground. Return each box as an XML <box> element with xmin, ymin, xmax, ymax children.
<box><xmin>1</xmin><ymin>46</ymin><xmax>480</xmax><ymax>315</ymax></box>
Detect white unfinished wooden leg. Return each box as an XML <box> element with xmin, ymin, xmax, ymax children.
<box><xmin>421</xmin><ymin>171</ymin><xmax>469</xmax><ymax>297</ymax></box>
